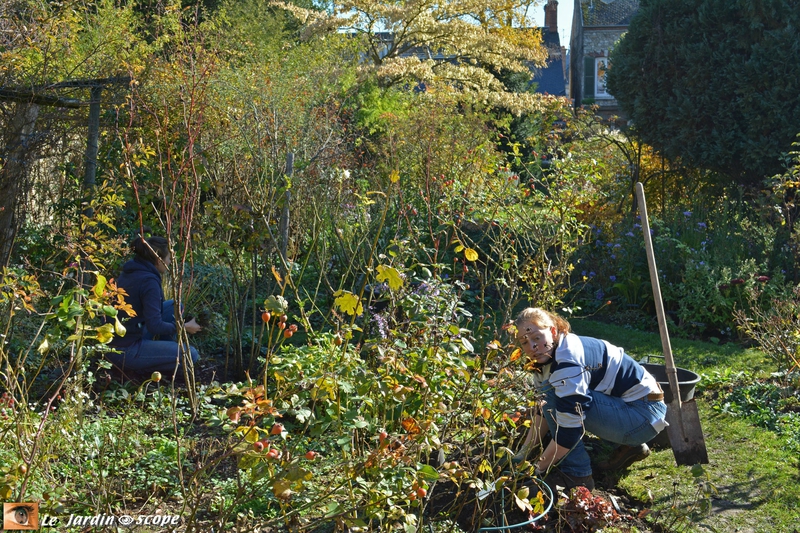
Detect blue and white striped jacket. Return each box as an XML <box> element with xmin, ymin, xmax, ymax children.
<box><xmin>540</xmin><ymin>333</ymin><xmax>660</xmax><ymax>449</ymax></box>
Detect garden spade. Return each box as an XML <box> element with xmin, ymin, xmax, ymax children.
<box><xmin>635</xmin><ymin>182</ymin><xmax>709</xmax><ymax>466</ymax></box>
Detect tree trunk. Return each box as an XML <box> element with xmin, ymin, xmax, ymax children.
<box><xmin>279</xmin><ymin>152</ymin><xmax>293</xmax><ymax>276</ymax></box>
<box><xmin>0</xmin><ymin>102</ymin><xmax>40</xmax><ymax>266</ymax></box>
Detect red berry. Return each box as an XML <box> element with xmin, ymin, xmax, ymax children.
<box><xmin>262</xmin><ymin>311</ymin><xmax>271</xmax><ymax>323</ymax></box>
<box><xmin>279</xmin><ymin>314</ymin><xmax>287</xmax><ymax>323</ymax></box>
<box><xmin>379</xmin><ymin>431</ymin><xmax>388</xmax><ymax>443</ymax></box>
<box><xmin>266</xmin><ymin>448</ymin><xmax>280</xmax><ymax>459</ymax></box>
<box><xmin>416</xmin><ymin>488</ymin><xmax>427</xmax><ymax>498</ymax></box>
<box><xmin>253</xmin><ymin>441</ymin><xmax>265</xmax><ymax>452</ymax></box>
<box><xmin>278</xmin><ymin>322</ymin><xmax>286</xmax><ymax>330</ymax></box>
<box><xmin>289</xmin><ymin>324</ymin><xmax>298</xmax><ymax>332</ymax></box>
<box><xmin>334</xmin><ymin>334</ymin><xmax>343</xmax><ymax>346</ymax></box>
<box><xmin>283</xmin><ymin>329</ymin><xmax>293</xmax><ymax>339</ymax></box>
<box><xmin>304</xmin><ymin>451</ymin><xmax>317</xmax><ymax>460</ymax></box>
<box><xmin>270</xmin><ymin>423</ymin><xmax>284</xmax><ymax>435</ymax></box>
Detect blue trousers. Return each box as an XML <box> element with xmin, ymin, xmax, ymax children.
<box><xmin>541</xmin><ymin>382</ymin><xmax>667</xmax><ymax>477</ymax></box>
<box><xmin>107</xmin><ymin>300</ymin><xmax>199</xmax><ymax>375</ymax></box>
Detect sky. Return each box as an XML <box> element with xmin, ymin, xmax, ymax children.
<box><xmin>531</xmin><ymin>0</ymin><xmax>575</xmax><ymax>49</ymax></box>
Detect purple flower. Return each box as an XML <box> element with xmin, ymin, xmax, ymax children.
<box><xmin>614</xmin><ymin>244</ymin><xmax>621</xmax><ymax>248</ymax></box>
<box><xmin>683</xmin><ymin>211</ymin><xmax>692</xmax><ymax>217</ymax></box>
<box><xmin>372</xmin><ymin>313</ymin><xmax>389</xmax><ymax>339</ymax></box>
<box><xmin>609</xmin><ymin>275</ymin><xmax>617</xmax><ymax>282</ymax></box>
<box><xmin>626</xmin><ymin>232</ymin><xmax>635</xmax><ymax>237</ymax></box>
<box><xmin>589</xmin><ymin>271</ymin><xmax>596</xmax><ymax>278</ymax></box>
<box><xmin>698</xmin><ymin>222</ymin><xmax>707</xmax><ymax>229</ymax></box>
<box><xmin>633</xmin><ymin>223</ymin><xmax>641</xmax><ymax>230</ymax></box>
<box><xmin>610</xmin><ymin>254</ymin><xmax>616</xmax><ymax>259</ymax></box>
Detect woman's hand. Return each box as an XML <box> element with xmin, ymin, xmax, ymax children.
<box><xmin>185</xmin><ymin>317</ymin><xmax>203</xmax><ymax>334</ymax></box>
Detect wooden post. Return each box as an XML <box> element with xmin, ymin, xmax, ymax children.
<box><xmin>83</xmin><ymin>85</ymin><xmax>102</xmax><ymax>218</ymax></box>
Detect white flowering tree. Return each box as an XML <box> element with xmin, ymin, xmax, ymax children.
<box><xmin>273</xmin><ymin>0</ymin><xmax>551</xmax><ymax>113</ymax></box>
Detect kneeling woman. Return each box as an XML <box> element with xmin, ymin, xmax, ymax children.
<box><xmin>108</xmin><ymin>235</ymin><xmax>202</xmax><ymax>376</ymax></box>
<box><xmin>514</xmin><ymin>308</ymin><xmax>668</xmax><ymax>491</ymax></box>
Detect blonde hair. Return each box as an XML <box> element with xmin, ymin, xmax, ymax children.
<box><xmin>514</xmin><ymin>307</ymin><xmax>571</xmax><ymax>335</ymax></box>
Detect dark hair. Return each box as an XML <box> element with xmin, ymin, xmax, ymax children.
<box><xmin>131</xmin><ymin>235</ymin><xmax>170</xmax><ymax>265</ymax></box>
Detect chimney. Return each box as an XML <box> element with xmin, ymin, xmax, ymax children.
<box><xmin>545</xmin><ymin>0</ymin><xmax>558</xmax><ymax>33</ymax></box>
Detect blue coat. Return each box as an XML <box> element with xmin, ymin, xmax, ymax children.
<box><xmin>111</xmin><ymin>257</ymin><xmax>176</xmax><ymax>347</ymax></box>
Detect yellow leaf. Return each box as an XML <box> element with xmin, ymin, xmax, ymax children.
<box><xmin>235</xmin><ymin>426</ymin><xmax>260</xmax><ymax>443</ymax></box>
<box><xmin>464</xmin><ymin>248</ymin><xmax>479</xmax><ymax>262</ymax></box>
<box><xmin>389</xmin><ymin>169</ymin><xmax>400</xmax><ymax>183</ymax></box>
<box><xmin>272</xmin><ymin>478</ymin><xmax>293</xmax><ymax>499</ymax></box>
<box><xmin>93</xmin><ymin>274</ymin><xmax>107</xmax><ymax>298</ymax></box>
<box><xmin>509</xmin><ymin>347</ymin><xmax>522</xmax><ymax>362</ymax></box>
<box><xmin>454</xmin><ymin>244</ymin><xmax>464</xmax><ymax>253</ymax></box>
<box><xmin>114</xmin><ymin>317</ymin><xmax>126</xmax><ymax>337</ymax></box>
<box><xmin>271</xmin><ymin>265</ymin><xmax>283</xmax><ymax>285</ymax></box>
<box><xmin>38</xmin><ymin>338</ymin><xmax>49</xmax><ymax>354</ymax></box>
<box><xmin>376</xmin><ymin>265</ymin><xmax>403</xmax><ymax>291</ymax></box>
<box><xmin>334</xmin><ymin>290</ymin><xmax>363</xmax><ymax>316</ymax></box>
<box><xmin>486</xmin><ymin>340</ymin><xmax>502</xmax><ymax>351</ymax></box>
<box><xmin>96</xmin><ymin>323</ymin><xmax>114</xmax><ymax>344</ymax></box>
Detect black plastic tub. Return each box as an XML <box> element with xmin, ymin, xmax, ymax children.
<box><xmin>642</xmin><ymin>363</ymin><xmax>701</xmax><ymax>403</ymax></box>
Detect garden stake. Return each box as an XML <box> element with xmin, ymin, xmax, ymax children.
<box><xmin>635</xmin><ymin>182</ymin><xmax>709</xmax><ymax>465</ymax></box>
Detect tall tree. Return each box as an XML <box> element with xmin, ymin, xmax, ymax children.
<box><xmin>606</xmin><ymin>0</ymin><xmax>800</xmax><ymax>186</ymax></box>
<box><xmin>272</xmin><ymin>0</ymin><xmax>550</xmax><ymax>114</ymax></box>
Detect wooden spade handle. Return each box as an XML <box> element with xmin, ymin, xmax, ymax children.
<box><xmin>635</xmin><ymin>183</ymin><xmax>682</xmax><ymax>407</ymax></box>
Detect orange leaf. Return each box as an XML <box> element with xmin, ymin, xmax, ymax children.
<box><xmin>401</xmin><ymin>417</ymin><xmax>421</xmax><ymax>434</ymax></box>
<box><xmin>509</xmin><ymin>347</ymin><xmax>522</xmax><ymax>362</ymax></box>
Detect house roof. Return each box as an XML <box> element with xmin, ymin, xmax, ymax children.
<box><xmin>530</xmin><ymin>30</ymin><xmax>566</xmax><ymax>96</ymax></box>
<box><xmin>581</xmin><ymin>0</ymin><xmax>639</xmax><ymax>26</ymax></box>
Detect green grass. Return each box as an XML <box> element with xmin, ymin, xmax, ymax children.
<box><xmin>573</xmin><ymin>319</ymin><xmax>800</xmax><ymax>533</ymax></box>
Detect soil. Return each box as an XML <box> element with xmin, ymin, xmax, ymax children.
<box><xmin>424</xmin><ymin>437</ymin><xmax>660</xmax><ymax>532</ymax></box>
<box><xmin>425</xmin><ymin>478</ymin><xmax>657</xmax><ymax>532</ymax></box>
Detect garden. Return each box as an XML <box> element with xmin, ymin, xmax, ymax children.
<box><xmin>1</xmin><ymin>0</ymin><xmax>799</xmax><ymax>531</ymax></box>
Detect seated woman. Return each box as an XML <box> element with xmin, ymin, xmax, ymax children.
<box><xmin>513</xmin><ymin>307</ymin><xmax>668</xmax><ymax>492</ymax></box>
<box><xmin>107</xmin><ymin>235</ymin><xmax>202</xmax><ymax>377</ymax></box>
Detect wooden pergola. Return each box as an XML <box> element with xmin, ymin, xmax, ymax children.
<box><xmin>0</xmin><ymin>76</ymin><xmax>131</xmax><ymax>264</ymax></box>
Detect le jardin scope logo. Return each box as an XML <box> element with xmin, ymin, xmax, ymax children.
<box><xmin>2</xmin><ymin>503</ymin><xmax>182</xmax><ymax>530</ymax></box>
